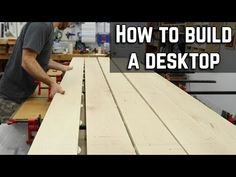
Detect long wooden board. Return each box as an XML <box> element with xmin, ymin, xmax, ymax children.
<box><xmin>12</xmin><ymin>98</ymin><xmax>50</xmax><ymax>120</ymax></box>
<box><xmin>85</xmin><ymin>58</ymin><xmax>135</xmax><ymax>154</ymax></box>
<box><xmin>98</xmin><ymin>58</ymin><xmax>186</xmax><ymax>154</ymax></box>
<box><xmin>0</xmin><ymin>53</ymin><xmax>107</xmax><ymax>60</ymax></box>
<box><xmin>112</xmin><ymin>58</ymin><xmax>236</xmax><ymax>154</ymax></box>
<box><xmin>28</xmin><ymin>58</ymin><xmax>84</xmax><ymax>155</ymax></box>
<box><xmin>50</xmin><ymin>53</ymin><xmax>107</xmax><ymax>61</ymax></box>
<box><xmin>146</xmin><ymin>71</ymin><xmax>236</xmax><ymax>154</ymax></box>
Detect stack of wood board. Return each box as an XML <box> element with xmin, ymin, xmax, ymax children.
<box><xmin>28</xmin><ymin>57</ymin><xmax>236</xmax><ymax>155</ymax></box>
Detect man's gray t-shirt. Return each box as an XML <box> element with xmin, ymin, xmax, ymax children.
<box><xmin>0</xmin><ymin>22</ymin><xmax>54</xmax><ymax>104</ymax></box>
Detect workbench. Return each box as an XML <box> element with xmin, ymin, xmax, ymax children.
<box><xmin>28</xmin><ymin>57</ymin><xmax>236</xmax><ymax>155</ymax></box>
<box><xmin>0</xmin><ymin>53</ymin><xmax>107</xmax><ymax>60</ymax></box>
<box><xmin>0</xmin><ymin>53</ymin><xmax>107</xmax><ymax>73</ymax></box>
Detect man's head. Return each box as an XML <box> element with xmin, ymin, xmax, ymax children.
<box><xmin>53</xmin><ymin>22</ymin><xmax>72</xmax><ymax>30</ymax></box>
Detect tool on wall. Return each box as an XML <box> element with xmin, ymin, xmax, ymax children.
<box><xmin>0</xmin><ymin>22</ymin><xmax>15</xmax><ymax>37</ymax></box>
<box><xmin>66</xmin><ymin>32</ymin><xmax>75</xmax><ymax>40</ymax></box>
<box><xmin>54</xmin><ymin>29</ymin><xmax>63</xmax><ymax>42</ymax></box>
<box><xmin>1</xmin><ymin>23</ymin><xmax>4</xmax><ymax>37</ymax></box>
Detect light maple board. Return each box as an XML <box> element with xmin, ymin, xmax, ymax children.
<box><xmin>98</xmin><ymin>58</ymin><xmax>186</xmax><ymax>154</ymax></box>
<box><xmin>28</xmin><ymin>58</ymin><xmax>84</xmax><ymax>155</ymax></box>
<box><xmin>112</xmin><ymin>58</ymin><xmax>236</xmax><ymax>154</ymax></box>
<box><xmin>147</xmin><ymin>72</ymin><xmax>236</xmax><ymax>154</ymax></box>
<box><xmin>85</xmin><ymin>58</ymin><xmax>135</xmax><ymax>154</ymax></box>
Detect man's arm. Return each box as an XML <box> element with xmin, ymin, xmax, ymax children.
<box><xmin>22</xmin><ymin>48</ymin><xmax>65</xmax><ymax>98</ymax></box>
<box><xmin>48</xmin><ymin>59</ymin><xmax>73</xmax><ymax>72</ymax></box>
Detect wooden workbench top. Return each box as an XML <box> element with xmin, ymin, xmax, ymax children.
<box><xmin>0</xmin><ymin>53</ymin><xmax>107</xmax><ymax>60</ymax></box>
<box><xmin>50</xmin><ymin>53</ymin><xmax>107</xmax><ymax>60</ymax></box>
<box><xmin>12</xmin><ymin>98</ymin><xmax>50</xmax><ymax>120</ymax></box>
<box><xmin>28</xmin><ymin>57</ymin><xmax>236</xmax><ymax>155</ymax></box>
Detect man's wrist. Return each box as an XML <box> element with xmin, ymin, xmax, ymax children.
<box><xmin>62</xmin><ymin>65</ymin><xmax>67</xmax><ymax>72</ymax></box>
<box><xmin>49</xmin><ymin>80</ymin><xmax>56</xmax><ymax>87</ymax></box>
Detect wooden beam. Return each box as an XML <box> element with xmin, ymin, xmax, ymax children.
<box><xmin>98</xmin><ymin>58</ymin><xmax>186</xmax><ymax>154</ymax></box>
<box><xmin>0</xmin><ymin>53</ymin><xmax>10</xmax><ymax>60</ymax></box>
<box><xmin>12</xmin><ymin>98</ymin><xmax>50</xmax><ymax>120</ymax></box>
<box><xmin>85</xmin><ymin>58</ymin><xmax>135</xmax><ymax>154</ymax></box>
<box><xmin>112</xmin><ymin>58</ymin><xmax>236</xmax><ymax>154</ymax></box>
<box><xmin>0</xmin><ymin>53</ymin><xmax>107</xmax><ymax>60</ymax></box>
<box><xmin>50</xmin><ymin>53</ymin><xmax>107</xmax><ymax>61</ymax></box>
<box><xmin>28</xmin><ymin>58</ymin><xmax>84</xmax><ymax>155</ymax></box>
<box><xmin>149</xmin><ymin>72</ymin><xmax>236</xmax><ymax>154</ymax></box>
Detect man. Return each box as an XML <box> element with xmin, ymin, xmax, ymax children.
<box><xmin>0</xmin><ymin>22</ymin><xmax>72</xmax><ymax>123</ymax></box>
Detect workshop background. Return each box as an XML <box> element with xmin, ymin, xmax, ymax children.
<box><xmin>0</xmin><ymin>22</ymin><xmax>110</xmax><ymax>154</ymax></box>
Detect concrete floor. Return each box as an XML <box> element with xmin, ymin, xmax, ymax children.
<box><xmin>0</xmin><ymin>122</ymin><xmax>86</xmax><ymax>155</ymax></box>
<box><xmin>0</xmin><ymin>123</ymin><xmax>30</xmax><ymax>155</ymax></box>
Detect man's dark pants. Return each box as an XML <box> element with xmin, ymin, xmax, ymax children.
<box><xmin>0</xmin><ymin>98</ymin><xmax>19</xmax><ymax>124</ymax></box>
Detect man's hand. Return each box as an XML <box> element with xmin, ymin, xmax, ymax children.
<box><xmin>48</xmin><ymin>60</ymin><xmax>73</xmax><ymax>73</ymax></box>
<box><xmin>63</xmin><ymin>65</ymin><xmax>73</xmax><ymax>72</ymax></box>
<box><xmin>49</xmin><ymin>82</ymin><xmax>65</xmax><ymax>99</ymax></box>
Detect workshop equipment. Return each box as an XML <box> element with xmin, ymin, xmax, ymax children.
<box><xmin>36</xmin><ymin>69</ymin><xmax>63</xmax><ymax>101</ymax></box>
<box><xmin>171</xmin><ymin>80</ymin><xmax>217</xmax><ymax>92</ymax></box>
<box><xmin>66</xmin><ymin>32</ymin><xmax>75</xmax><ymax>40</ymax></box>
<box><xmin>221</xmin><ymin>110</ymin><xmax>236</xmax><ymax>125</ymax></box>
<box><xmin>7</xmin><ymin>115</ymin><xmax>42</xmax><ymax>144</ymax></box>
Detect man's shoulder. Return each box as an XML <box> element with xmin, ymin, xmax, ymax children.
<box><xmin>28</xmin><ymin>22</ymin><xmax>53</xmax><ymax>33</ymax></box>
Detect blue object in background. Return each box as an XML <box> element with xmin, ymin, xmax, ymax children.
<box><xmin>97</xmin><ymin>33</ymin><xmax>110</xmax><ymax>45</ymax></box>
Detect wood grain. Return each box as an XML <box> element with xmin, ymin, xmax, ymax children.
<box><xmin>98</xmin><ymin>58</ymin><xmax>186</xmax><ymax>154</ymax></box>
<box><xmin>112</xmin><ymin>58</ymin><xmax>236</xmax><ymax>154</ymax></box>
<box><xmin>12</xmin><ymin>98</ymin><xmax>50</xmax><ymax>120</ymax></box>
<box><xmin>85</xmin><ymin>58</ymin><xmax>135</xmax><ymax>154</ymax></box>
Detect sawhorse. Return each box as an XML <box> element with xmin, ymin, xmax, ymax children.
<box><xmin>7</xmin><ymin>115</ymin><xmax>43</xmax><ymax>144</ymax></box>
